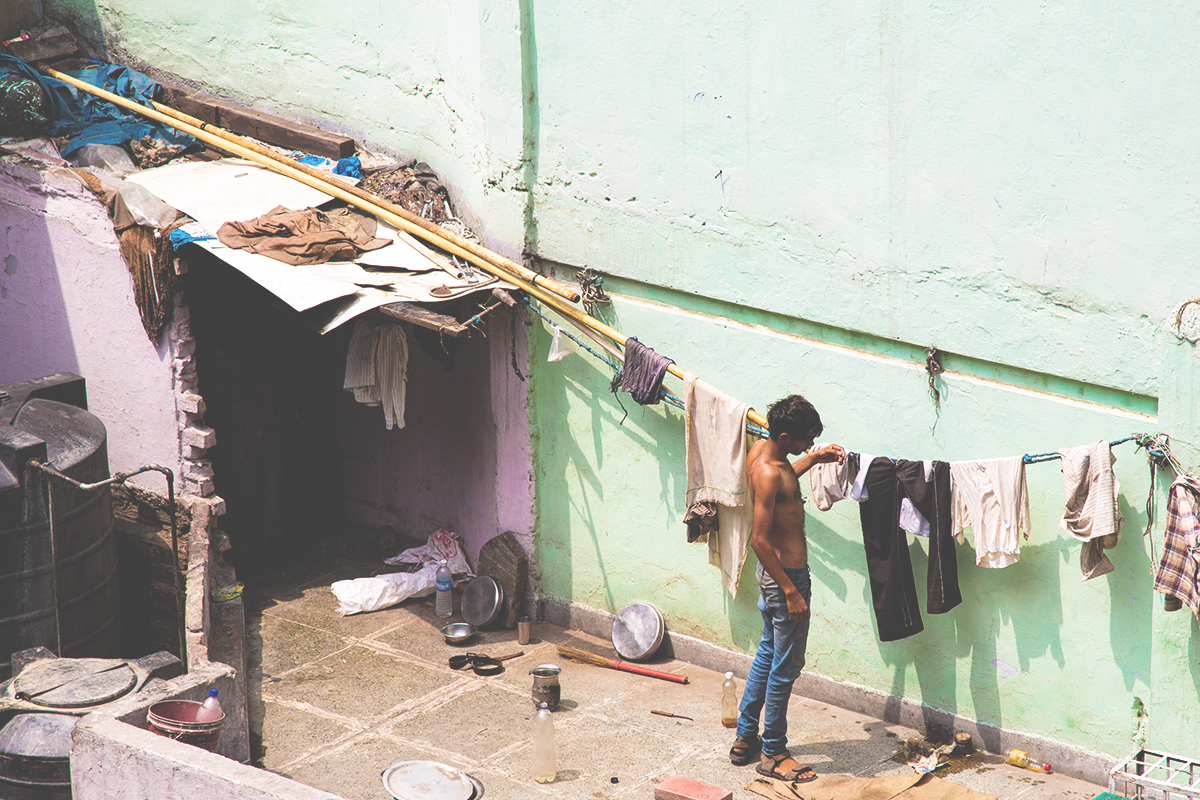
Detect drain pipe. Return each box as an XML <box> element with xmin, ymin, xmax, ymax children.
<box><xmin>25</xmin><ymin>461</ymin><xmax>185</xmax><ymax>673</ymax></box>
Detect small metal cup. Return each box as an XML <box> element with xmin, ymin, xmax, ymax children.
<box><xmin>517</xmin><ymin>617</ymin><xmax>532</xmax><ymax>646</ymax></box>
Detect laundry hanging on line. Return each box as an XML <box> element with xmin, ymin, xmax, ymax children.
<box><xmin>344</xmin><ymin>317</ymin><xmax>408</xmax><ymax>430</ymax></box>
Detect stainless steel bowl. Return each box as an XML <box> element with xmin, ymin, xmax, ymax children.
<box><xmin>442</xmin><ymin>622</ymin><xmax>477</xmax><ymax>644</ymax></box>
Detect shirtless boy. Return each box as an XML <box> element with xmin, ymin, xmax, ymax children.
<box><xmin>730</xmin><ymin>394</ymin><xmax>844</xmax><ymax>783</ymax></box>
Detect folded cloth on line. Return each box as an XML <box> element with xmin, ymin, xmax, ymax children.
<box><xmin>808</xmin><ymin>452</ymin><xmax>860</xmax><ymax>511</ymax></box>
<box><xmin>1058</xmin><ymin>440</ymin><xmax>1123</xmax><ymax>580</ymax></box>
<box><xmin>217</xmin><ymin>205</ymin><xmax>392</xmax><ymax>265</ymax></box>
<box><xmin>684</xmin><ymin>373</ymin><xmax>751</xmax><ymax>596</ymax></box>
<box><xmin>683</xmin><ymin>500</ymin><xmax>718</xmax><ymax>543</ymax></box>
<box><xmin>618</xmin><ymin>337</ymin><xmax>674</xmax><ymax>405</ymax></box>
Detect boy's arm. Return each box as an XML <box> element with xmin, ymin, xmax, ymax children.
<box><xmin>747</xmin><ymin>467</ymin><xmax>808</xmax><ymax>621</ymax></box>
<box><xmin>791</xmin><ymin>443</ymin><xmax>846</xmax><ymax>478</ymax></box>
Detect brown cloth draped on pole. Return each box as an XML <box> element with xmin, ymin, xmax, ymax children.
<box><xmin>216</xmin><ymin>205</ymin><xmax>392</xmax><ymax>266</ymax></box>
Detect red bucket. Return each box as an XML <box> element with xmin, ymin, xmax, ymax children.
<box><xmin>147</xmin><ymin>700</ymin><xmax>224</xmax><ymax>752</ymax></box>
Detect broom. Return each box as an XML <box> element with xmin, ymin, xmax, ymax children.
<box><xmin>556</xmin><ymin>645</ymin><xmax>690</xmax><ymax>685</ymax></box>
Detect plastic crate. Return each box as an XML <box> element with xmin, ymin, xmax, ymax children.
<box><xmin>1110</xmin><ymin>749</ymin><xmax>1200</xmax><ymax>799</ymax></box>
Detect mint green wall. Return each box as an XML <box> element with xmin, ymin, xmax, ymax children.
<box><xmin>49</xmin><ymin>0</ymin><xmax>1200</xmax><ymax>762</ymax></box>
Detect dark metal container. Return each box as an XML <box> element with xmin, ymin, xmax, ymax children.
<box><xmin>0</xmin><ymin>374</ymin><xmax>121</xmax><ymax>680</ymax></box>
<box><xmin>0</xmin><ymin>713</ymin><xmax>74</xmax><ymax>799</ymax></box>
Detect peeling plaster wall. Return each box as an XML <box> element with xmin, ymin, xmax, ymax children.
<box><xmin>39</xmin><ymin>0</ymin><xmax>1200</xmax><ymax>768</ymax></box>
<box><xmin>0</xmin><ymin>158</ymin><xmax>181</xmax><ymax>490</ymax></box>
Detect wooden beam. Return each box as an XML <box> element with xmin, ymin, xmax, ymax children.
<box><xmin>378</xmin><ymin>302</ymin><xmax>468</xmax><ymax>337</ymax></box>
<box><xmin>159</xmin><ymin>85</ymin><xmax>355</xmax><ymax>160</ymax></box>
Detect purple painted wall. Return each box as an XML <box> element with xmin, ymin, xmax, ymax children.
<box><xmin>0</xmin><ymin>158</ymin><xmax>181</xmax><ymax>490</ymax></box>
<box><xmin>336</xmin><ymin>309</ymin><xmax>533</xmax><ymax>566</ymax></box>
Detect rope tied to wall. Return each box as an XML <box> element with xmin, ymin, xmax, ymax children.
<box><xmin>577</xmin><ymin>267</ymin><xmax>611</xmax><ymax>318</ymax></box>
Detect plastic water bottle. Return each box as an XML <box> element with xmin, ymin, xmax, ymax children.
<box><xmin>532</xmin><ymin>702</ymin><xmax>556</xmax><ymax>783</ymax></box>
<box><xmin>435</xmin><ymin>559</ymin><xmax>453</xmax><ymax>618</ymax></box>
<box><xmin>721</xmin><ymin>672</ymin><xmax>738</xmax><ymax>729</ymax></box>
<box><xmin>197</xmin><ymin>688</ymin><xmax>222</xmax><ymax>722</ymax></box>
<box><xmin>1005</xmin><ymin>748</ymin><xmax>1051</xmax><ymax>773</ymax></box>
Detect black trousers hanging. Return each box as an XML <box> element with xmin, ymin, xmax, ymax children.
<box><xmin>858</xmin><ymin>458</ymin><xmax>960</xmax><ymax>642</ymax></box>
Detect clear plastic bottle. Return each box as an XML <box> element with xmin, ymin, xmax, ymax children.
<box><xmin>1005</xmin><ymin>748</ymin><xmax>1051</xmax><ymax>773</ymax></box>
<box><xmin>197</xmin><ymin>688</ymin><xmax>222</xmax><ymax>722</ymax></box>
<box><xmin>721</xmin><ymin>672</ymin><xmax>738</xmax><ymax>729</ymax></box>
<box><xmin>532</xmin><ymin>702</ymin><xmax>557</xmax><ymax>783</ymax></box>
<box><xmin>435</xmin><ymin>559</ymin><xmax>453</xmax><ymax>618</ymax></box>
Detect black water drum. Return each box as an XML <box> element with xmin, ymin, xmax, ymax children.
<box><xmin>0</xmin><ymin>713</ymin><xmax>74</xmax><ymax>799</ymax></box>
<box><xmin>0</xmin><ymin>374</ymin><xmax>122</xmax><ymax>680</ymax></box>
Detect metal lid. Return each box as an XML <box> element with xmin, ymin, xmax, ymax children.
<box><xmin>611</xmin><ymin>602</ymin><xmax>665</xmax><ymax>661</ymax></box>
<box><xmin>461</xmin><ymin>576</ymin><xmax>503</xmax><ymax>628</ymax></box>
<box><xmin>13</xmin><ymin>658</ymin><xmax>137</xmax><ymax>708</ymax></box>
<box><xmin>382</xmin><ymin>760</ymin><xmax>474</xmax><ymax>800</ymax></box>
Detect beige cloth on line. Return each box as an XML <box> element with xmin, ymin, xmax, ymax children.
<box><xmin>344</xmin><ymin>317</ymin><xmax>408</xmax><ymax>430</ymax></box>
<box><xmin>950</xmin><ymin>457</ymin><xmax>1031</xmax><ymax>568</ymax></box>
<box><xmin>746</xmin><ymin>773</ymin><xmax>996</xmax><ymax>800</ymax></box>
<box><xmin>217</xmin><ymin>205</ymin><xmax>392</xmax><ymax>265</ymax></box>
<box><xmin>684</xmin><ymin>373</ymin><xmax>752</xmax><ymax>597</ymax></box>
<box><xmin>1059</xmin><ymin>440</ymin><xmax>1122</xmax><ymax>580</ymax></box>
<box><xmin>809</xmin><ymin>457</ymin><xmax>853</xmax><ymax>511</ymax></box>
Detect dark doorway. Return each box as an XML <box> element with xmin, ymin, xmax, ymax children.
<box><xmin>183</xmin><ymin>249</ymin><xmax>341</xmax><ymax>571</ymax></box>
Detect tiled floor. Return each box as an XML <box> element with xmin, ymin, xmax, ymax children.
<box><xmin>243</xmin><ymin>539</ymin><xmax>1106</xmax><ymax>800</ymax></box>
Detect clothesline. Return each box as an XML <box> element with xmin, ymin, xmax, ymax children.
<box><xmin>1023</xmin><ymin>435</ymin><xmax>1140</xmax><ymax>464</ymax></box>
<box><xmin>522</xmin><ymin>297</ymin><xmax>773</xmax><ymax>439</ymax></box>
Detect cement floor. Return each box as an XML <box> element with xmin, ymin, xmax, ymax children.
<box><xmin>244</xmin><ymin>545</ymin><xmax>1108</xmax><ymax>800</ymax></box>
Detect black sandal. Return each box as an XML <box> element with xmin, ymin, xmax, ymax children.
<box><xmin>729</xmin><ymin>735</ymin><xmax>761</xmax><ymax>766</ymax></box>
<box><xmin>757</xmin><ymin>751</ymin><xmax>818</xmax><ymax>783</ymax></box>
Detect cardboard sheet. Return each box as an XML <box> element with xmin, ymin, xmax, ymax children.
<box><xmin>128</xmin><ymin>157</ymin><xmax>510</xmax><ymax>333</ymax></box>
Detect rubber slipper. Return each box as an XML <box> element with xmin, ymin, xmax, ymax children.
<box><xmin>757</xmin><ymin>752</ymin><xmax>818</xmax><ymax>783</ymax></box>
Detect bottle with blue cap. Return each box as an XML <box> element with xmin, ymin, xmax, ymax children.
<box><xmin>532</xmin><ymin>702</ymin><xmax>556</xmax><ymax>782</ymax></box>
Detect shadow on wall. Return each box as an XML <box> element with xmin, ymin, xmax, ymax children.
<box><xmin>0</xmin><ymin>163</ymin><xmax>80</xmax><ymax>385</ymax></box>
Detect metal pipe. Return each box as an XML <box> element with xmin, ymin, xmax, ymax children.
<box><xmin>27</xmin><ymin>460</ymin><xmax>185</xmax><ymax>672</ymax></box>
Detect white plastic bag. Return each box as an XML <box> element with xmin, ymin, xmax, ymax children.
<box><xmin>547</xmin><ymin>325</ymin><xmax>572</xmax><ymax>362</ymax></box>
<box><xmin>331</xmin><ymin>529</ymin><xmax>473</xmax><ymax>615</ymax></box>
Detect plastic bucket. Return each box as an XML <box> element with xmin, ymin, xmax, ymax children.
<box><xmin>147</xmin><ymin>700</ymin><xmax>224</xmax><ymax>752</ymax></box>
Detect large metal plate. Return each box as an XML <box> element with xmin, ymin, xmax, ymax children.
<box><xmin>381</xmin><ymin>760</ymin><xmax>474</xmax><ymax>800</ymax></box>
<box><xmin>461</xmin><ymin>576</ymin><xmax>503</xmax><ymax>628</ymax></box>
<box><xmin>611</xmin><ymin>602</ymin><xmax>664</xmax><ymax>661</ymax></box>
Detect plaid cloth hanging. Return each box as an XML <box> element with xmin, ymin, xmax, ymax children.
<box><xmin>1153</xmin><ymin>475</ymin><xmax>1200</xmax><ymax>619</ymax></box>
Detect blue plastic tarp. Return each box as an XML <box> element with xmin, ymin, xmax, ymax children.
<box><xmin>0</xmin><ymin>55</ymin><xmax>199</xmax><ymax>156</ymax></box>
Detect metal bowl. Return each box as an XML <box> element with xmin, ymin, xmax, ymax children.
<box><xmin>441</xmin><ymin>622</ymin><xmax>477</xmax><ymax>645</ymax></box>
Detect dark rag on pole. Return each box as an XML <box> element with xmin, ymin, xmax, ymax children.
<box><xmin>618</xmin><ymin>337</ymin><xmax>674</xmax><ymax>405</ymax></box>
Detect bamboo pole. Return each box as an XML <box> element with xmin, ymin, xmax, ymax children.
<box><xmin>46</xmin><ymin>68</ymin><xmax>769</xmax><ymax>429</ymax></box>
<box><xmin>42</xmin><ymin>67</ymin><xmax>581</xmax><ymax>304</ymax></box>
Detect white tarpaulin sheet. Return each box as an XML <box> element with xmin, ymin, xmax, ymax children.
<box><xmin>126</xmin><ymin>158</ymin><xmax>511</xmax><ymax>333</ymax></box>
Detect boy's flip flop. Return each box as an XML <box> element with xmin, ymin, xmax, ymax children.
<box><xmin>757</xmin><ymin>751</ymin><xmax>818</xmax><ymax>783</ymax></box>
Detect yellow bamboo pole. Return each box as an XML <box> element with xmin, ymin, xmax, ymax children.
<box><xmin>46</xmin><ymin>68</ymin><xmax>769</xmax><ymax>429</ymax></box>
<box><xmin>42</xmin><ymin>67</ymin><xmax>581</xmax><ymax>304</ymax></box>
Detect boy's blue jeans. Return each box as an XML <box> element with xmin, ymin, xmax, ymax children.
<box><xmin>736</xmin><ymin>564</ymin><xmax>811</xmax><ymax>757</ymax></box>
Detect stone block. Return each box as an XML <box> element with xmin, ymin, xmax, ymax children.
<box><xmin>184</xmin><ymin>461</ymin><xmax>214</xmax><ymax>479</ymax></box>
<box><xmin>174</xmin><ymin>338</ymin><xmax>196</xmax><ymax>359</ymax></box>
<box><xmin>177</xmin><ymin>392</ymin><xmax>205</xmax><ymax>415</ymax></box>
<box><xmin>182</xmin><ymin>426</ymin><xmax>216</xmax><ymax>450</ymax></box>
<box><xmin>655</xmin><ymin>775</ymin><xmax>733</xmax><ymax>800</ymax></box>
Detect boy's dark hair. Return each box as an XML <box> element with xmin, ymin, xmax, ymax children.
<box><xmin>767</xmin><ymin>394</ymin><xmax>823</xmax><ymax>441</ymax></box>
